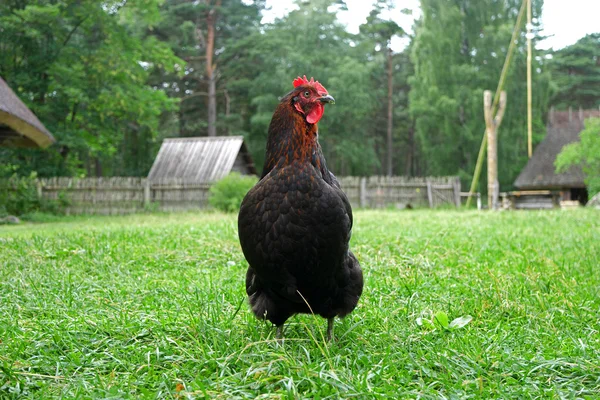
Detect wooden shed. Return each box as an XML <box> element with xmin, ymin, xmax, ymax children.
<box><xmin>0</xmin><ymin>76</ymin><xmax>55</xmax><ymax>148</ymax></box>
<box><xmin>148</xmin><ymin>136</ymin><xmax>256</xmax><ymax>183</ymax></box>
<box><xmin>513</xmin><ymin>109</ymin><xmax>600</xmax><ymax>206</ymax></box>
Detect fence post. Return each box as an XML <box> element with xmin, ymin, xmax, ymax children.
<box><xmin>453</xmin><ymin>178</ymin><xmax>461</xmax><ymax>207</ymax></box>
<box><xmin>144</xmin><ymin>179</ymin><xmax>151</xmax><ymax>206</ymax></box>
<box><xmin>426</xmin><ymin>181</ymin><xmax>433</xmax><ymax>208</ymax></box>
<box><xmin>359</xmin><ymin>177</ymin><xmax>367</xmax><ymax>208</ymax></box>
<box><xmin>36</xmin><ymin>179</ymin><xmax>43</xmax><ymax>201</ymax></box>
<box><xmin>92</xmin><ymin>179</ymin><xmax>96</xmax><ymax>206</ymax></box>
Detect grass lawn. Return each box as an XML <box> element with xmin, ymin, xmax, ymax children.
<box><xmin>1</xmin><ymin>209</ymin><xmax>599</xmax><ymax>398</ymax></box>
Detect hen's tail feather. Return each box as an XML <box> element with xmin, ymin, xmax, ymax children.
<box><xmin>246</xmin><ymin>267</ymin><xmax>293</xmax><ymax>326</ymax></box>
<box><xmin>336</xmin><ymin>251</ymin><xmax>364</xmax><ymax>318</ymax></box>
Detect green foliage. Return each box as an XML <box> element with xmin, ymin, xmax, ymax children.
<box><xmin>219</xmin><ymin>0</ymin><xmax>408</xmax><ymax>175</ymax></box>
<box><xmin>208</xmin><ymin>172</ymin><xmax>257</xmax><ymax>212</ymax></box>
<box><xmin>360</xmin><ymin>1</ymin><xmax>405</xmax><ymax>44</ymax></box>
<box><xmin>555</xmin><ymin>118</ymin><xmax>600</xmax><ymax>196</ymax></box>
<box><xmin>146</xmin><ymin>0</ymin><xmax>265</xmax><ymax>139</ymax></box>
<box><xmin>17</xmin><ymin>211</ymin><xmax>71</xmax><ymax>223</ymax></box>
<box><xmin>0</xmin><ymin>174</ymin><xmax>40</xmax><ymax>217</ymax></box>
<box><xmin>357</xmin><ymin>2</ymin><xmax>414</xmax><ymax>175</ymax></box>
<box><xmin>1</xmin><ymin>210</ymin><xmax>599</xmax><ymax>397</ymax></box>
<box><xmin>2</xmin><ymin>0</ymin><xmax>417</xmax><ymax>178</ymax></box>
<box><xmin>0</xmin><ymin>0</ymin><xmax>574</xmax><ymax>185</ymax></box>
<box><xmin>417</xmin><ymin>311</ymin><xmax>473</xmax><ymax>331</ymax></box>
<box><xmin>0</xmin><ymin>0</ymin><xmax>183</xmax><ymax>177</ymax></box>
<box><xmin>0</xmin><ymin>174</ymin><xmax>69</xmax><ymax>217</ymax></box>
<box><xmin>410</xmin><ymin>0</ymin><xmax>552</xmax><ymax>189</ymax></box>
<box><xmin>549</xmin><ymin>34</ymin><xmax>600</xmax><ymax>109</ymax></box>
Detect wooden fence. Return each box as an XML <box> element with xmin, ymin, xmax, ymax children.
<box><xmin>2</xmin><ymin>175</ymin><xmax>462</xmax><ymax>215</ymax></box>
<box><xmin>338</xmin><ymin>176</ymin><xmax>462</xmax><ymax>209</ymax></box>
<box><xmin>29</xmin><ymin>177</ymin><xmax>210</xmax><ymax>215</ymax></box>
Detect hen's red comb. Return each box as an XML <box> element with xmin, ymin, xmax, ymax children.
<box><xmin>293</xmin><ymin>75</ymin><xmax>328</xmax><ymax>95</ymax></box>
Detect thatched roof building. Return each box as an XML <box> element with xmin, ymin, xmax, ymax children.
<box><xmin>0</xmin><ymin>76</ymin><xmax>55</xmax><ymax>148</ymax></box>
<box><xmin>514</xmin><ymin>109</ymin><xmax>600</xmax><ymax>203</ymax></box>
<box><xmin>148</xmin><ymin>136</ymin><xmax>256</xmax><ymax>183</ymax></box>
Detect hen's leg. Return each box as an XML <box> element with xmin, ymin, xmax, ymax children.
<box><xmin>276</xmin><ymin>325</ymin><xmax>284</xmax><ymax>340</ymax></box>
<box><xmin>326</xmin><ymin>318</ymin><xmax>334</xmax><ymax>341</ymax></box>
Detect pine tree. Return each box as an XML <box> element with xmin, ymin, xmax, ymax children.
<box><xmin>549</xmin><ymin>34</ymin><xmax>600</xmax><ymax>109</ymax></box>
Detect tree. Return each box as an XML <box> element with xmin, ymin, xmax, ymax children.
<box><xmin>222</xmin><ymin>0</ymin><xmax>383</xmax><ymax>175</ymax></box>
<box><xmin>410</xmin><ymin>0</ymin><xmax>551</xmax><ymax>189</ymax></box>
<box><xmin>149</xmin><ymin>0</ymin><xmax>265</xmax><ymax>138</ymax></box>
<box><xmin>394</xmin><ymin>49</ymin><xmax>418</xmax><ymax>176</ymax></box>
<box><xmin>549</xmin><ymin>34</ymin><xmax>600</xmax><ymax>110</ymax></box>
<box><xmin>555</xmin><ymin>118</ymin><xmax>600</xmax><ymax>196</ymax></box>
<box><xmin>0</xmin><ymin>0</ymin><xmax>182</xmax><ymax>177</ymax></box>
<box><xmin>359</xmin><ymin>1</ymin><xmax>405</xmax><ymax>176</ymax></box>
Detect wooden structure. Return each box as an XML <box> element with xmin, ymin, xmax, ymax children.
<box><xmin>513</xmin><ymin>109</ymin><xmax>600</xmax><ymax>206</ymax></box>
<box><xmin>33</xmin><ymin>177</ymin><xmax>217</xmax><ymax>215</ymax></box>
<box><xmin>484</xmin><ymin>90</ymin><xmax>507</xmax><ymax>210</ymax></box>
<box><xmin>146</xmin><ymin>136</ymin><xmax>256</xmax><ymax>211</ymax></box>
<box><xmin>337</xmin><ymin>176</ymin><xmax>462</xmax><ymax>209</ymax></box>
<box><xmin>148</xmin><ymin>136</ymin><xmax>255</xmax><ymax>183</ymax></box>
<box><xmin>588</xmin><ymin>193</ymin><xmax>600</xmax><ymax>209</ymax></box>
<box><xmin>2</xmin><ymin>175</ymin><xmax>464</xmax><ymax>215</ymax></box>
<box><xmin>526</xmin><ymin>0</ymin><xmax>533</xmax><ymax>158</ymax></box>
<box><xmin>466</xmin><ymin>0</ymin><xmax>526</xmax><ymax>207</ymax></box>
<box><xmin>0</xmin><ymin>76</ymin><xmax>55</xmax><ymax>148</ymax></box>
<box><xmin>501</xmin><ymin>190</ymin><xmax>561</xmax><ymax>210</ymax></box>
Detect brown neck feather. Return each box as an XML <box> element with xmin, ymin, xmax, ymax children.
<box><xmin>261</xmin><ymin>102</ymin><xmax>320</xmax><ymax>178</ymax></box>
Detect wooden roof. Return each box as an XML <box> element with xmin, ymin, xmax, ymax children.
<box><xmin>0</xmin><ymin>76</ymin><xmax>55</xmax><ymax>148</ymax></box>
<box><xmin>148</xmin><ymin>136</ymin><xmax>256</xmax><ymax>183</ymax></box>
<box><xmin>514</xmin><ymin>110</ymin><xmax>600</xmax><ymax>190</ymax></box>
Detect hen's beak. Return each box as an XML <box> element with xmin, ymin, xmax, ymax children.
<box><xmin>318</xmin><ymin>94</ymin><xmax>335</xmax><ymax>104</ymax></box>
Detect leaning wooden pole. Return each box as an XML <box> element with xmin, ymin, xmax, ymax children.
<box><xmin>484</xmin><ymin>90</ymin><xmax>507</xmax><ymax>210</ymax></box>
<box><xmin>466</xmin><ymin>0</ymin><xmax>527</xmax><ymax>207</ymax></box>
<box><xmin>386</xmin><ymin>47</ymin><xmax>394</xmax><ymax>176</ymax></box>
<box><xmin>205</xmin><ymin>0</ymin><xmax>222</xmax><ymax>137</ymax></box>
<box><xmin>527</xmin><ymin>0</ymin><xmax>533</xmax><ymax>158</ymax></box>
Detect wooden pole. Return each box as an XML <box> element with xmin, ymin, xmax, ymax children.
<box><xmin>453</xmin><ymin>178</ymin><xmax>461</xmax><ymax>207</ymax></box>
<box><xmin>484</xmin><ymin>91</ymin><xmax>496</xmax><ymax>209</ymax></box>
<box><xmin>484</xmin><ymin>90</ymin><xmax>507</xmax><ymax>210</ymax></box>
<box><xmin>466</xmin><ymin>0</ymin><xmax>527</xmax><ymax>207</ymax></box>
<box><xmin>359</xmin><ymin>177</ymin><xmax>367</xmax><ymax>208</ymax></box>
<box><xmin>527</xmin><ymin>0</ymin><xmax>533</xmax><ymax>158</ymax></box>
<box><xmin>204</xmin><ymin>0</ymin><xmax>221</xmax><ymax>137</ymax></box>
<box><xmin>144</xmin><ymin>179</ymin><xmax>151</xmax><ymax>207</ymax></box>
<box><xmin>569</xmin><ymin>106</ymin><xmax>572</xmax><ymax>122</ymax></box>
<box><xmin>426</xmin><ymin>181</ymin><xmax>433</xmax><ymax>208</ymax></box>
<box><xmin>386</xmin><ymin>47</ymin><xmax>394</xmax><ymax>176</ymax></box>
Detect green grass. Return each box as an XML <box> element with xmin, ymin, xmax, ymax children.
<box><xmin>1</xmin><ymin>209</ymin><xmax>599</xmax><ymax>398</ymax></box>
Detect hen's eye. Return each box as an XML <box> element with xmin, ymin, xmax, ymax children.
<box><xmin>304</xmin><ymin>91</ymin><xmax>310</xmax><ymax>97</ymax></box>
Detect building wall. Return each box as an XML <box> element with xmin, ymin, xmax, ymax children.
<box><xmin>231</xmin><ymin>153</ymin><xmax>253</xmax><ymax>175</ymax></box>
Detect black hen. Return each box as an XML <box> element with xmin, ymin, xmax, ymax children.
<box><xmin>238</xmin><ymin>76</ymin><xmax>363</xmax><ymax>340</ymax></box>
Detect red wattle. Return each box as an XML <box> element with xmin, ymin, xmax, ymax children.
<box><xmin>306</xmin><ymin>103</ymin><xmax>324</xmax><ymax>124</ymax></box>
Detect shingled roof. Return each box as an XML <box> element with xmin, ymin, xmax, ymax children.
<box><xmin>0</xmin><ymin>76</ymin><xmax>55</xmax><ymax>148</ymax></box>
<box><xmin>148</xmin><ymin>136</ymin><xmax>256</xmax><ymax>183</ymax></box>
<box><xmin>514</xmin><ymin>109</ymin><xmax>600</xmax><ymax>190</ymax></box>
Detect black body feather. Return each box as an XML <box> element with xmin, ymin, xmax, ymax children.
<box><xmin>238</xmin><ymin>89</ymin><xmax>363</xmax><ymax>328</ymax></box>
